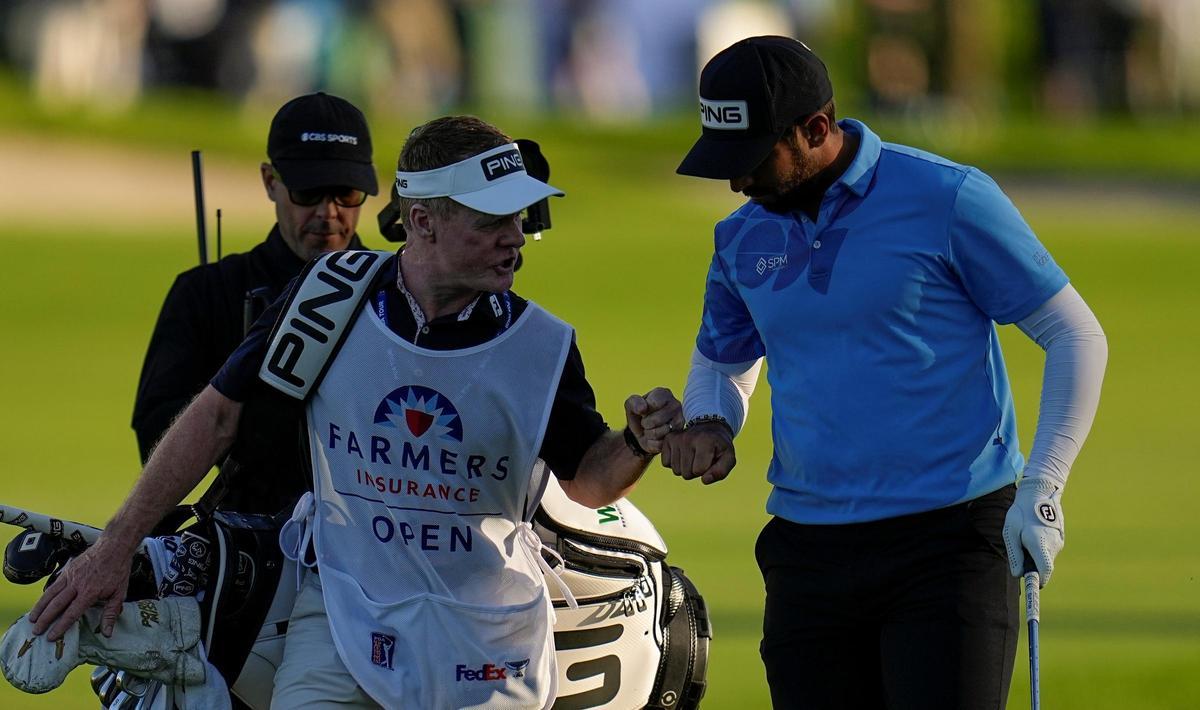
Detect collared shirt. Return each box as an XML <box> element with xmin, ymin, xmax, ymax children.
<box><xmin>381</xmin><ymin>251</ymin><xmax>495</xmax><ymax>346</ymax></box>
<box><xmin>696</xmin><ymin>119</ymin><xmax>1068</xmax><ymax>524</ymax></box>
<box><xmin>212</xmin><ymin>253</ymin><xmax>607</xmax><ymax>482</ymax></box>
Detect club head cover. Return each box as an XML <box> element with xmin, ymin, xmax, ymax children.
<box><xmin>0</xmin><ymin>613</ymin><xmax>82</xmax><ymax>693</ymax></box>
<box><xmin>4</xmin><ymin>531</ymin><xmax>72</xmax><ymax>585</ymax></box>
<box><xmin>0</xmin><ymin>596</ymin><xmax>207</xmax><ymax>696</ymax></box>
<box><xmin>77</xmin><ymin>597</ymin><xmax>206</xmax><ymax>686</ymax></box>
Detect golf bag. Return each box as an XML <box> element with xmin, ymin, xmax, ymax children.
<box><xmin>536</xmin><ymin>479</ymin><xmax>711</xmax><ymax>710</ymax></box>
<box><xmin>4</xmin><ymin>484</ymin><xmax>709</xmax><ymax>710</ymax></box>
<box><xmin>148</xmin><ymin>507</ymin><xmax>293</xmax><ymax>709</ymax></box>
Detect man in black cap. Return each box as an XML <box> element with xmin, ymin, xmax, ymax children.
<box><xmin>132</xmin><ymin>92</ymin><xmax>378</xmax><ymax>463</ymax></box>
<box><xmin>664</xmin><ymin>36</ymin><xmax>1107</xmax><ymax>708</ymax></box>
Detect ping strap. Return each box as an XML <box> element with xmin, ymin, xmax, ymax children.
<box><xmin>258</xmin><ymin>250</ymin><xmax>392</xmax><ymax>400</ymax></box>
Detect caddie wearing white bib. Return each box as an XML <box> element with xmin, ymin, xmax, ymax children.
<box><xmin>30</xmin><ymin>115</ymin><xmax>684</xmax><ymax>710</ymax></box>
<box><xmin>300</xmin><ymin>299</ymin><xmax>572</xmax><ymax>708</ymax></box>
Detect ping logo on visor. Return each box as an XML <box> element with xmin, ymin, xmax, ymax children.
<box><xmin>394</xmin><ymin>142</ymin><xmax>563</xmax><ymax>216</ymax></box>
<box><xmin>700</xmin><ymin>99</ymin><xmax>749</xmax><ymax>129</ymax></box>
<box><xmin>481</xmin><ymin>149</ymin><xmax>524</xmax><ymax>181</ymax></box>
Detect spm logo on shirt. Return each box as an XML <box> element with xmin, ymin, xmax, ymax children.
<box><xmin>374</xmin><ymin>385</ymin><xmax>464</xmax><ymax>442</ymax></box>
<box><xmin>735</xmin><ymin>224</ymin><xmax>809</xmax><ymax>291</ymax></box>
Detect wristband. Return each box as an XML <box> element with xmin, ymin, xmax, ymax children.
<box><xmin>685</xmin><ymin>414</ymin><xmax>731</xmax><ymax>433</ymax></box>
<box><xmin>622</xmin><ymin>426</ymin><xmax>653</xmax><ymax>458</ymax></box>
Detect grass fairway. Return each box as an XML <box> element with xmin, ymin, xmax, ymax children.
<box><xmin>1</xmin><ymin>113</ymin><xmax>1198</xmax><ymax>709</ymax></box>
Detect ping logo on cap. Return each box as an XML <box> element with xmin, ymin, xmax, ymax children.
<box><xmin>481</xmin><ymin>149</ymin><xmax>524</xmax><ymax>181</ymax></box>
<box><xmin>700</xmin><ymin>99</ymin><xmax>749</xmax><ymax>130</ymax></box>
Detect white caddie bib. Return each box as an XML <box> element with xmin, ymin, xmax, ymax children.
<box><xmin>298</xmin><ymin>300</ymin><xmax>571</xmax><ymax>709</ymax></box>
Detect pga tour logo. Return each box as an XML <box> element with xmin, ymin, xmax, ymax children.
<box><xmin>456</xmin><ymin>659</ymin><xmax>530</xmax><ymax>682</ymax></box>
<box><xmin>700</xmin><ymin>98</ymin><xmax>749</xmax><ymax>130</ymax></box>
<box><xmin>371</xmin><ymin>632</ymin><xmax>396</xmax><ymax>670</ymax></box>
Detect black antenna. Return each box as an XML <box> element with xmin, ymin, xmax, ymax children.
<box><xmin>216</xmin><ymin>208</ymin><xmax>223</xmax><ymax>261</ymax></box>
<box><xmin>191</xmin><ymin>151</ymin><xmax>208</xmax><ymax>265</ymax></box>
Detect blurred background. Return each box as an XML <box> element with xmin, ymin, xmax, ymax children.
<box><xmin>3</xmin><ymin>0</ymin><xmax>1200</xmax><ymax>119</ymax></box>
<box><xmin>0</xmin><ymin>0</ymin><xmax>1198</xmax><ymax>708</ymax></box>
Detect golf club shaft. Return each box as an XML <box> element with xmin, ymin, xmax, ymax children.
<box><xmin>0</xmin><ymin>503</ymin><xmax>101</xmax><ymax>545</ymax></box>
<box><xmin>0</xmin><ymin>502</ymin><xmax>147</xmax><ymax>554</ymax></box>
<box><xmin>1023</xmin><ymin>554</ymin><xmax>1041</xmax><ymax>710</ymax></box>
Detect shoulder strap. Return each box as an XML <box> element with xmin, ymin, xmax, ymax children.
<box><xmin>258</xmin><ymin>250</ymin><xmax>392</xmax><ymax>400</ymax></box>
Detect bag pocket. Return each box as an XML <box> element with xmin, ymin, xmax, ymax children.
<box><xmin>322</xmin><ymin>566</ymin><xmax>556</xmax><ymax>710</ymax></box>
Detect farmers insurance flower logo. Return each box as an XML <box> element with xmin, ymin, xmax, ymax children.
<box><xmin>373</xmin><ymin>385</ymin><xmax>464</xmax><ymax>442</ymax></box>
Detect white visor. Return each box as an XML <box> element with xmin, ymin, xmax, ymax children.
<box><xmin>395</xmin><ymin>143</ymin><xmax>564</xmax><ymax>215</ymax></box>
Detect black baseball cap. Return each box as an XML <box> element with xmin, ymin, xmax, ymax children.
<box><xmin>677</xmin><ymin>36</ymin><xmax>833</xmax><ymax>180</ymax></box>
<box><xmin>267</xmin><ymin>92</ymin><xmax>378</xmax><ymax>195</ymax></box>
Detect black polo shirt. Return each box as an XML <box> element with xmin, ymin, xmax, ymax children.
<box><xmin>132</xmin><ymin>227</ymin><xmax>367</xmax><ymax>461</ymax></box>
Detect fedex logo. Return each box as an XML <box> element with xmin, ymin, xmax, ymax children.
<box><xmin>700</xmin><ymin>99</ymin><xmax>749</xmax><ymax>130</ymax></box>
<box><xmin>456</xmin><ymin>663</ymin><xmax>507</xmax><ymax>681</ymax></box>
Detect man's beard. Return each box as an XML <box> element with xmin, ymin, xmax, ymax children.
<box><xmin>752</xmin><ymin>145</ymin><xmax>823</xmax><ymax>214</ymax></box>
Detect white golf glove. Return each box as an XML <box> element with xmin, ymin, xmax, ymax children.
<box><xmin>1002</xmin><ymin>477</ymin><xmax>1065</xmax><ymax>587</ymax></box>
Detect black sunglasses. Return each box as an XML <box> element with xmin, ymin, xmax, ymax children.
<box><xmin>272</xmin><ymin>168</ymin><xmax>367</xmax><ymax>207</ymax></box>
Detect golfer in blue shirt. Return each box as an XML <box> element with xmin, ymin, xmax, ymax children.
<box><xmin>665</xmin><ymin>36</ymin><xmax>1108</xmax><ymax>709</ymax></box>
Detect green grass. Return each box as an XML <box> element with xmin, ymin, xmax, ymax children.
<box><xmin>1</xmin><ymin>96</ymin><xmax>1198</xmax><ymax>708</ymax></box>
<box><xmin>6</xmin><ymin>68</ymin><xmax>1200</xmax><ymax>185</ymax></box>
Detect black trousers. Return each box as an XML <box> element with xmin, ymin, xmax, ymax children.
<box><xmin>756</xmin><ymin>485</ymin><xmax>1019</xmax><ymax>710</ymax></box>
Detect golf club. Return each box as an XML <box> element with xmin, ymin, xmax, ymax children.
<box><xmin>1023</xmin><ymin>552</ymin><xmax>1041</xmax><ymax>710</ymax></box>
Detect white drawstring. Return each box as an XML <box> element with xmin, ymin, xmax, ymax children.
<box><xmin>278</xmin><ymin>492</ymin><xmax>316</xmax><ymax>590</ymax></box>
<box><xmin>518</xmin><ymin>524</ymin><xmax>577</xmax><ymax>610</ymax></box>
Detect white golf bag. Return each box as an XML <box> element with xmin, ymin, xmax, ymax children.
<box><xmin>535</xmin><ymin>479</ymin><xmax>711</xmax><ymax>710</ymax></box>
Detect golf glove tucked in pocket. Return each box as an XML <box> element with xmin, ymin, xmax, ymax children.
<box><xmin>1002</xmin><ymin>477</ymin><xmax>1065</xmax><ymax>587</ymax></box>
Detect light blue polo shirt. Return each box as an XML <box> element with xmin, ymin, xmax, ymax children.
<box><xmin>696</xmin><ymin>119</ymin><xmax>1068</xmax><ymax>524</ymax></box>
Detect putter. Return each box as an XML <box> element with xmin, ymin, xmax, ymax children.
<box><xmin>1022</xmin><ymin>553</ymin><xmax>1041</xmax><ymax>710</ymax></box>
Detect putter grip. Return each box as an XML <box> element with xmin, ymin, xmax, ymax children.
<box><xmin>1022</xmin><ymin>552</ymin><xmax>1041</xmax><ymax>622</ymax></box>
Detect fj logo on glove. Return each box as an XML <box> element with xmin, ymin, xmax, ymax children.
<box><xmin>137</xmin><ymin>600</ymin><xmax>160</xmax><ymax>628</ymax></box>
<box><xmin>1038</xmin><ymin>503</ymin><xmax>1057</xmax><ymax>523</ymax></box>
